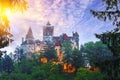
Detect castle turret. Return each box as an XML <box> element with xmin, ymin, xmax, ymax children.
<box><xmin>73</xmin><ymin>32</ymin><xmax>79</xmax><ymax>49</ymax></box>
<box><xmin>26</xmin><ymin>27</ymin><xmax>34</xmax><ymax>41</ymax></box>
<box><xmin>43</xmin><ymin>21</ymin><xmax>54</xmax><ymax>43</ymax></box>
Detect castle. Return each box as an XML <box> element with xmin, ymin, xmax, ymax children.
<box><xmin>14</xmin><ymin>22</ymin><xmax>79</xmax><ymax>61</ymax></box>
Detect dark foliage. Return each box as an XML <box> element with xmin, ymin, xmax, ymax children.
<box><xmin>91</xmin><ymin>0</ymin><xmax>120</xmax><ymax>27</ymax></box>
<box><xmin>41</xmin><ymin>47</ymin><xmax>58</xmax><ymax>62</ymax></box>
<box><xmin>0</xmin><ymin>54</ymin><xmax>14</xmax><ymax>74</ymax></box>
<box><xmin>91</xmin><ymin>0</ymin><xmax>120</xmax><ymax>80</ymax></box>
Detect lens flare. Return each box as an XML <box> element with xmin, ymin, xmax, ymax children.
<box><xmin>5</xmin><ymin>9</ymin><xmax>11</xmax><ymax>17</ymax></box>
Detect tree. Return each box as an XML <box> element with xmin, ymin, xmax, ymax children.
<box><xmin>71</xmin><ymin>48</ymin><xmax>84</xmax><ymax>70</ymax></box>
<box><xmin>0</xmin><ymin>0</ymin><xmax>27</xmax><ymax>56</ymax></box>
<box><xmin>82</xmin><ymin>41</ymin><xmax>112</xmax><ymax>67</ymax></box>
<box><xmin>91</xmin><ymin>0</ymin><xmax>120</xmax><ymax>27</ymax></box>
<box><xmin>8</xmin><ymin>73</ymin><xmax>29</xmax><ymax>80</ymax></box>
<box><xmin>1</xmin><ymin>54</ymin><xmax>14</xmax><ymax>74</ymax></box>
<box><xmin>0</xmin><ymin>72</ymin><xmax>29</xmax><ymax>80</ymax></box>
<box><xmin>62</xmin><ymin>41</ymin><xmax>72</xmax><ymax>63</ymax></box>
<box><xmin>75</xmin><ymin>68</ymin><xmax>103</xmax><ymax>80</ymax></box>
<box><xmin>18</xmin><ymin>58</ymin><xmax>36</xmax><ymax>74</ymax></box>
<box><xmin>31</xmin><ymin>63</ymin><xmax>64</xmax><ymax>80</ymax></box>
<box><xmin>14</xmin><ymin>48</ymin><xmax>25</xmax><ymax>63</ymax></box>
<box><xmin>91</xmin><ymin>0</ymin><xmax>120</xmax><ymax>79</ymax></box>
<box><xmin>61</xmin><ymin>41</ymin><xmax>73</xmax><ymax>72</ymax></box>
<box><xmin>41</xmin><ymin>47</ymin><xmax>58</xmax><ymax>62</ymax></box>
<box><xmin>91</xmin><ymin>0</ymin><xmax>120</xmax><ymax>56</ymax></box>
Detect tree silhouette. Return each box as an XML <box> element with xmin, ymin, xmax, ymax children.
<box><xmin>1</xmin><ymin>54</ymin><xmax>14</xmax><ymax>74</ymax></box>
<box><xmin>91</xmin><ymin>0</ymin><xmax>120</xmax><ymax>80</ymax></box>
<box><xmin>91</xmin><ymin>0</ymin><xmax>120</xmax><ymax>27</ymax></box>
<box><xmin>0</xmin><ymin>0</ymin><xmax>27</xmax><ymax>57</ymax></box>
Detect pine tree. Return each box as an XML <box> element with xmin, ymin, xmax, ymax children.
<box><xmin>1</xmin><ymin>54</ymin><xmax>14</xmax><ymax>73</ymax></box>
<box><xmin>91</xmin><ymin>0</ymin><xmax>120</xmax><ymax>27</ymax></box>
<box><xmin>91</xmin><ymin>0</ymin><xmax>120</xmax><ymax>80</ymax></box>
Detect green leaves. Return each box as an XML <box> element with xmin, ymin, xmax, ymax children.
<box><xmin>91</xmin><ymin>0</ymin><xmax>120</xmax><ymax>27</ymax></box>
<box><xmin>103</xmin><ymin>0</ymin><xmax>119</xmax><ymax>10</ymax></box>
<box><xmin>72</xmin><ymin>48</ymin><xmax>83</xmax><ymax>68</ymax></box>
<box><xmin>31</xmin><ymin>63</ymin><xmax>64</xmax><ymax>80</ymax></box>
<box><xmin>95</xmin><ymin>28</ymin><xmax>120</xmax><ymax>56</ymax></box>
<box><xmin>75</xmin><ymin>68</ymin><xmax>104</xmax><ymax>80</ymax></box>
<box><xmin>62</xmin><ymin>41</ymin><xmax>72</xmax><ymax>63</ymax></box>
<box><xmin>40</xmin><ymin>47</ymin><xmax>58</xmax><ymax>62</ymax></box>
<box><xmin>81</xmin><ymin>41</ymin><xmax>112</xmax><ymax>67</ymax></box>
<box><xmin>0</xmin><ymin>54</ymin><xmax>14</xmax><ymax>74</ymax></box>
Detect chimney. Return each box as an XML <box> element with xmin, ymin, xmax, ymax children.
<box><xmin>22</xmin><ymin>37</ymin><xmax>24</xmax><ymax>43</ymax></box>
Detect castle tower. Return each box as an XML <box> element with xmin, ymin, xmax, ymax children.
<box><xmin>26</xmin><ymin>27</ymin><xmax>34</xmax><ymax>41</ymax></box>
<box><xmin>43</xmin><ymin>21</ymin><xmax>54</xmax><ymax>43</ymax></box>
<box><xmin>73</xmin><ymin>32</ymin><xmax>79</xmax><ymax>49</ymax></box>
<box><xmin>24</xmin><ymin>27</ymin><xmax>35</xmax><ymax>54</ymax></box>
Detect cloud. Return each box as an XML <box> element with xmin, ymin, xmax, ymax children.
<box><xmin>2</xmin><ymin>0</ymin><xmax>114</xmax><ymax>54</ymax></box>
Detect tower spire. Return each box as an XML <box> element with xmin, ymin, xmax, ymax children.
<box><xmin>47</xmin><ymin>21</ymin><xmax>51</xmax><ymax>25</ymax></box>
<box><xmin>26</xmin><ymin>27</ymin><xmax>34</xmax><ymax>40</ymax></box>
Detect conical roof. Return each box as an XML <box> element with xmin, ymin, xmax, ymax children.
<box><xmin>26</xmin><ymin>27</ymin><xmax>34</xmax><ymax>40</ymax></box>
<box><xmin>47</xmin><ymin>21</ymin><xmax>51</xmax><ymax>25</ymax></box>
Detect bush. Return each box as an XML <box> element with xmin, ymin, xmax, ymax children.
<box><xmin>75</xmin><ymin>68</ymin><xmax>103</xmax><ymax>80</ymax></box>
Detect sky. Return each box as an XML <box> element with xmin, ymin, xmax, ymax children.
<box><xmin>2</xmin><ymin>0</ymin><xmax>115</xmax><ymax>53</ymax></box>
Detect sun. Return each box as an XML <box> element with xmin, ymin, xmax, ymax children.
<box><xmin>5</xmin><ymin>9</ymin><xmax>11</xmax><ymax>17</ymax></box>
